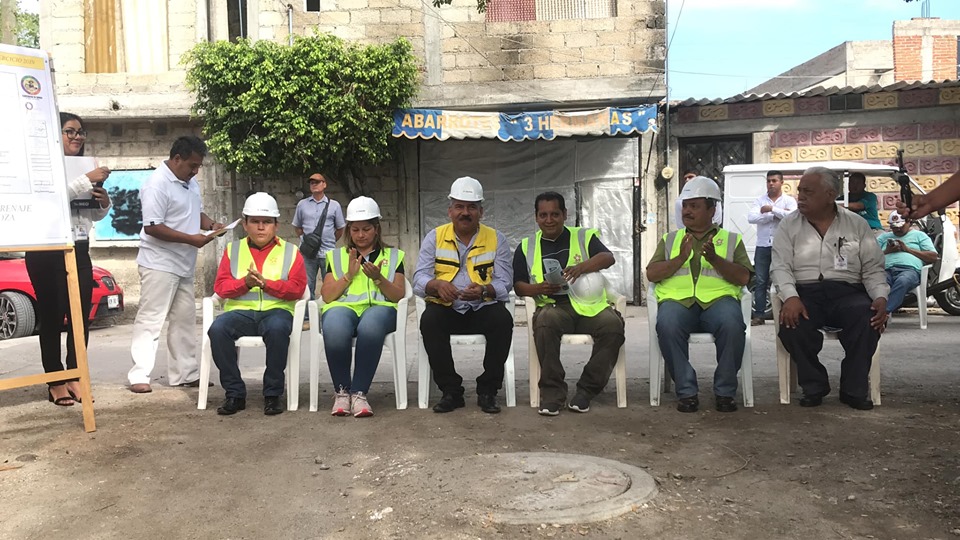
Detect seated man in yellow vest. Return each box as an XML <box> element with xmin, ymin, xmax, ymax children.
<box><xmin>646</xmin><ymin>177</ymin><xmax>753</xmax><ymax>413</ymax></box>
<box><xmin>513</xmin><ymin>192</ymin><xmax>625</xmax><ymax>416</ymax></box>
<box><xmin>413</xmin><ymin>176</ymin><xmax>514</xmax><ymax>414</ymax></box>
<box><xmin>208</xmin><ymin>193</ymin><xmax>308</xmax><ymax>416</ymax></box>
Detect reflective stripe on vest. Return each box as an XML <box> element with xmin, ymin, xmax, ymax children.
<box><xmin>430</xmin><ymin>222</ymin><xmax>498</xmax><ymax>305</ymax></box>
<box><xmin>324</xmin><ymin>247</ymin><xmax>403</xmax><ymax>314</ymax></box>
<box><xmin>655</xmin><ymin>228</ymin><xmax>742</xmax><ymax>304</ymax></box>
<box><xmin>224</xmin><ymin>238</ymin><xmax>298</xmax><ymax>313</ymax></box>
<box><xmin>521</xmin><ymin>226</ymin><xmax>608</xmax><ymax>317</ymax></box>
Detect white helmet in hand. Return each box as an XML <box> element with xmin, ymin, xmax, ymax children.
<box><xmin>242</xmin><ymin>192</ymin><xmax>281</xmax><ymax>218</ymax></box>
<box><xmin>346</xmin><ymin>196</ymin><xmax>381</xmax><ymax>221</ymax></box>
<box><xmin>679</xmin><ymin>176</ymin><xmax>722</xmax><ymax>202</ymax></box>
<box><xmin>568</xmin><ymin>272</ymin><xmax>606</xmax><ymax>305</ymax></box>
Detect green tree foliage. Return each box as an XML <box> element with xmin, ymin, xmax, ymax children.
<box><xmin>184</xmin><ymin>35</ymin><xmax>418</xmax><ymax>194</ymax></box>
<box><xmin>16</xmin><ymin>7</ymin><xmax>38</xmax><ymax>48</ymax></box>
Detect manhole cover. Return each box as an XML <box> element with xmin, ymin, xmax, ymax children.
<box><xmin>449</xmin><ymin>452</ymin><xmax>657</xmax><ymax>525</ymax></box>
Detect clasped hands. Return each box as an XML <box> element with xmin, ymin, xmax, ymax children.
<box><xmin>678</xmin><ymin>233</ymin><xmax>720</xmax><ymax>264</ymax></box>
<box><xmin>343</xmin><ymin>248</ymin><xmax>386</xmax><ymax>284</ymax></box>
<box><xmin>433</xmin><ymin>280</ymin><xmax>491</xmax><ymax>302</ymax></box>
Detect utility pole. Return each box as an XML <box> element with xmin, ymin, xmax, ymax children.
<box><xmin>0</xmin><ymin>0</ymin><xmax>16</xmax><ymax>45</ymax></box>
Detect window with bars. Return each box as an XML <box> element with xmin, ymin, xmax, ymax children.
<box><xmin>486</xmin><ymin>0</ymin><xmax>615</xmax><ymax>22</ymax></box>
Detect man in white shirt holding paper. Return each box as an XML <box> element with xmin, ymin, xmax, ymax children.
<box><xmin>747</xmin><ymin>170</ymin><xmax>797</xmax><ymax>325</ymax></box>
<box><xmin>127</xmin><ymin>136</ymin><xmax>224</xmax><ymax>393</ymax></box>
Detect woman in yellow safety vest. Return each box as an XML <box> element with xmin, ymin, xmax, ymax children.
<box><xmin>319</xmin><ymin>197</ymin><xmax>406</xmax><ymax>418</ymax></box>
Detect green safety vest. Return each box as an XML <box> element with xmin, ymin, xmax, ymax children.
<box><xmin>224</xmin><ymin>238</ymin><xmax>298</xmax><ymax>314</ymax></box>
<box><xmin>323</xmin><ymin>246</ymin><xmax>404</xmax><ymax>315</ymax></box>
<box><xmin>655</xmin><ymin>228</ymin><xmax>742</xmax><ymax>304</ymax></box>
<box><xmin>521</xmin><ymin>226</ymin><xmax>608</xmax><ymax>317</ymax></box>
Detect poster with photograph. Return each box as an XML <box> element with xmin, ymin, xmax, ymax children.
<box><xmin>91</xmin><ymin>169</ymin><xmax>153</xmax><ymax>244</ymax></box>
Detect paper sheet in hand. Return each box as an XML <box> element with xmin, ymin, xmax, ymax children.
<box><xmin>543</xmin><ymin>258</ymin><xmax>570</xmax><ymax>294</ymax></box>
<box><xmin>204</xmin><ymin>218</ymin><xmax>242</xmax><ymax>237</ymax></box>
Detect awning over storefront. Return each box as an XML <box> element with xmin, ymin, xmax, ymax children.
<box><xmin>392</xmin><ymin>105</ymin><xmax>657</xmax><ymax>142</ymax></box>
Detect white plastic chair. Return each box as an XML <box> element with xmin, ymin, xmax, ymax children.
<box><xmin>415</xmin><ymin>295</ymin><xmax>517</xmax><ymax>409</ymax></box>
<box><xmin>646</xmin><ymin>282</ymin><xmax>754</xmax><ymax>407</ymax></box>
<box><xmin>771</xmin><ymin>294</ymin><xmax>881</xmax><ymax>405</ymax></box>
<box><xmin>307</xmin><ymin>278</ymin><xmax>412</xmax><ymax>412</ymax></box>
<box><xmin>522</xmin><ymin>277</ymin><xmax>627</xmax><ymax>409</ymax></box>
<box><xmin>198</xmin><ymin>287</ymin><xmax>310</xmax><ymax>411</ymax></box>
<box><xmin>916</xmin><ymin>264</ymin><xmax>932</xmax><ymax>330</ymax></box>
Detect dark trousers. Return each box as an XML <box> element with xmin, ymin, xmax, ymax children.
<box><xmin>24</xmin><ymin>243</ymin><xmax>93</xmax><ymax>385</ymax></box>
<box><xmin>532</xmin><ymin>303</ymin><xmax>624</xmax><ymax>404</ymax></box>
<box><xmin>420</xmin><ymin>302</ymin><xmax>513</xmax><ymax>396</ymax></box>
<box><xmin>778</xmin><ymin>281</ymin><xmax>880</xmax><ymax>399</ymax></box>
<box><xmin>208</xmin><ymin>308</ymin><xmax>293</xmax><ymax>399</ymax></box>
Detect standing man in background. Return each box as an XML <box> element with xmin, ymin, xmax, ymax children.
<box><xmin>747</xmin><ymin>170</ymin><xmax>797</xmax><ymax>325</ymax></box>
<box><xmin>128</xmin><ymin>136</ymin><xmax>223</xmax><ymax>394</ymax></box>
<box><xmin>293</xmin><ymin>173</ymin><xmax>345</xmax><ymax>330</ymax></box>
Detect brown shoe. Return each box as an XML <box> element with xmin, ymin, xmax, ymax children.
<box><xmin>750</xmin><ymin>317</ymin><xmax>765</xmax><ymax>326</ymax></box>
<box><xmin>130</xmin><ymin>383</ymin><xmax>152</xmax><ymax>394</ymax></box>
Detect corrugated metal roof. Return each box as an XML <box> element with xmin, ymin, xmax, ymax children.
<box><xmin>672</xmin><ymin>79</ymin><xmax>960</xmax><ymax>107</ymax></box>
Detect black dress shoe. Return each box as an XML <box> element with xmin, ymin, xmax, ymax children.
<box><xmin>715</xmin><ymin>395</ymin><xmax>737</xmax><ymax>413</ymax></box>
<box><xmin>477</xmin><ymin>393</ymin><xmax>501</xmax><ymax>414</ymax></box>
<box><xmin>264</xmin><ymin>396</ymin><xmax>284</xmax><ymax>415</ymax></box>
<box><xmin>217</xmin><ymin>397</ymin><xmax>246</xmax><ymax>415</ymax></box>
<box><xmin>839</xmin><ymin>392</ymin><xmax>874</xmax><ymax>411</ymax></box>
<box><xmin>432</xmin><ymin>393</ymin><xmax>465</xmax><ymax>413</ymax></box>
<box><xmin>799</xmin><ymin>389</ymin><xmax>830</xmax><ymax>407</ymax></box>
<box><xmin>676</xmin><ymin>396</ymin><xmax>699</xmax><ymax>413</ymax></box>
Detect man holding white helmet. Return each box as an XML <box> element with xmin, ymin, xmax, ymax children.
<box><xmin>875</xmin><ymin>210</ymin><xmax>937</xmax><ymax>316</ymax></box>
<box><xmin>414</xmin><ymin>176</ymin><xmax>514</xmax><ymax>414</ymax></box>
<box><xmin>207</xmin><ymin>192</ymin><xmax>307</xmax><ymax>416</ymax></box>
<box><xmin>514</xmin><ymin>192</ymin><xmax>624</xmax><ymax>416</ymax></box>
<box><xmin>647</xmin><ymin>176</ymin><xmax>753</xmax><ymax>413</ymax></box>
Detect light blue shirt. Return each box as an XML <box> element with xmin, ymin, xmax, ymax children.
<box><xmin>876</xmin><ymin>229</ymin><xmax>935</xmax><ymax>272</ymax></box>
<box><xmin>413</xmin><ymin>226</ymin><xmax>513</xmax><ymax>314</ymax></box>
<box><xmin>291</xmin><ymin>195</ymin><xmax>345</xmax><ymax>258</ymax></box>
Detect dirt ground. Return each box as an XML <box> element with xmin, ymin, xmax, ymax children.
<box><xmin>2</xmin><ymin>379</ymin><xmax>959</xmax><ymax>539</ymax></box>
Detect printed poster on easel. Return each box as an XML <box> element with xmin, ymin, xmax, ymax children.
<box><xmin>0</xmin><ymin>43</ymin><xmax>96</xmax><ymax>433</ymax></box>
<box><xmin>0</xmin><ymin>44</ymin><xmax>73</xmax><ymax>246</ymax></box>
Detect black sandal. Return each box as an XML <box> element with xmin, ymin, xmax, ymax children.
<box><xmin>48</xmin><ymin>388</ymin><xmax>75</xmax><ymax>407</ymax></box>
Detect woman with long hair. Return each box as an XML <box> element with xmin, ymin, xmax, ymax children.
<box><xmin>26</xmin><ymin>112</ymin><xmax>111</xmax><ymax>406</ymax></box>
<box><xmin>320</xmin><ymin>197</ymin><xmax>405</xmax><ymax>417</ymax></box>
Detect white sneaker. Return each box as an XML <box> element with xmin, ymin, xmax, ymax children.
<box><xmin>351</xmin><ymin>392</ymin><xmax>373</xmax><ymax>418</ymax></box>
<box><xmin>331</xmin><ymin>388</ymin><xmax>351</xmax><ymax>416</ymax></box>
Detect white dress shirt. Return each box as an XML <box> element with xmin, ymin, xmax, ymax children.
<box><xmin>772</xmin><ymin>205</ymin><xmax>889</xmax><ymax>302</ymax></box>
<box><xmin>747</xmin><ymin>193</ymin><xmax>797</xmax><ymax>247</ymax></box>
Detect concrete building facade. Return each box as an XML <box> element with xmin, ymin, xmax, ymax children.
<box><xmin>40</xmin><ymin>0</ymin><xmax>666</xmax><ymax>303</ymax></box>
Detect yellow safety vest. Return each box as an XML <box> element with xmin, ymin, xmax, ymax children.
<box><xmin>655</xmin><ymin>228</ymin><xmax>743</xmax><ymax>304</ymax></box>
<box><xmin>323</xmin><ymin>247</ymin><xmax>404</xmax><ymax>315</ymax></box>
<box><xmin>224</xmin><ymin>237</ymin><xmax>298</xmax><ymax>314</ymax></box>
<box><xmin>521</xmin><ymin>226</ymin><xmax>608</xmax><ymax>317</ymax></box>
<box><xmin>429</xmin><ymin>222</ymin><xmax>498</xmax><ymax>306</ymax></box>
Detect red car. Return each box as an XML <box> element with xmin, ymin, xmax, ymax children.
<box><xmin>0</xmin><ymin>252</ymin><xmax>124</xmax><ymax>340</ymax></box>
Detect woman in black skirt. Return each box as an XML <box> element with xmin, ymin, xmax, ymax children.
<box><xmin>26</xmin><ymin>112</ymin><xmax>111</xmax><ymax>406</ymax></box>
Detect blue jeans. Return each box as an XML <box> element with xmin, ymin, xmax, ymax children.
<box><xmin>321</xmin><ymin>305</ymin><xmax>397</xmax><ymax>394</ymax></box>
<box><xmin>208</xmin><ymin>309</ymin><xmax>293</xmax><ymax>399</ymax></box>
<box><xmin>753</xmin><ymin>246</ymin><xmax>772</xmax><ymax>318</ymax></box>
<box><xmin>656</xmin><ymin>297</ymin><xmax>746</xmax><ymax>398</ymax></box>
<box><xmin>303</xmin><ymin>257</ymin><xmax>327</xmax><ymax>311</ymax></box>
<box><xmin>885</xmin><ymin>265</ymin><xmax>921</xmax><ymax>313</ymax></box>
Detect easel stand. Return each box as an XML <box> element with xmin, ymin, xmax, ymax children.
<box><xmin>0</xmin><ymin>245</ymin><xmax>96</xmax><ymax>432</ymax></box>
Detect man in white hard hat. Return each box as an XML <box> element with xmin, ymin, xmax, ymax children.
<box><xmin>129</xmin><ymin>136</ymin><xmax>224</xmax><ymax>393</ymax></box>
<box><xmin>413</xmin><ymin>176</ymin><xmax>514</xmax><ymax>414</ymax></box>
<box><xmin>876</xmin><ymin>211</ymin><xmax>937</xmax><ymax>315</ymax></box>
<box><xmin>514</xmin><ymin>192</ymin><xmax>624</xmax><ymax>416</ymax></box>
<box><xmin>773</xmin><ymin>166</ymin><xmax>888</xmax><ymax>410</ymax></box>
<box><xmin>207</xmin><ymin>192</ymin><xmax>308</xmax><ymax>416</ymax></box>
<box><xmin>647</xmin><ymin>176</ymin><xmax>753</xmax><ymax>413</ymax></box>
<box><xmin>746</xmin><ymin>170</ymin><xmax>797</xmax><ymax>326</ymax></box>
<box><xmin>675</xmin><ymin>170</ymin><xmax>722</xmax><ymax>229</ymax></box>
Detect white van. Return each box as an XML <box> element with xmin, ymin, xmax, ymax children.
<box><xmin>721</xmin><ymin>161</ymin><xmax>960</xmax><ymax>315</ymax></box>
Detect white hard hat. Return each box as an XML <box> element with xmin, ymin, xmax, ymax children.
<box><xmin>346</xmin><ymin>196</ymin><xmax>381</xmax><ymax>221</ymax></box>
<box><xmin>449</xmin><ymin>176</ymin><xmax>484</xmax><ymax>202</ymax></box>
<box><xmin>888</xmin><ymin>210</ymin><xmax>906</xmax><ymax>227</ymax></box>
<box><xmin>568</xmin><ymin>272</ymin><xmax>606</xmax><ymax>305</ymax></box>
<box><xmin>242</xmin><ymin>192</ymin><xmax>280</xmax><ymax>218</ymax></box>
<box><xmin>679</xmin><ymin>176</ymin><xmax>722</xmax><ymax>202</ymax></box>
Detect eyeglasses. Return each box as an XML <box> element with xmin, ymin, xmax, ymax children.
<box><xmin>62</xmin><ymin>128</ymin><xmax>88</xmax><ymax>139</ymax></box>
